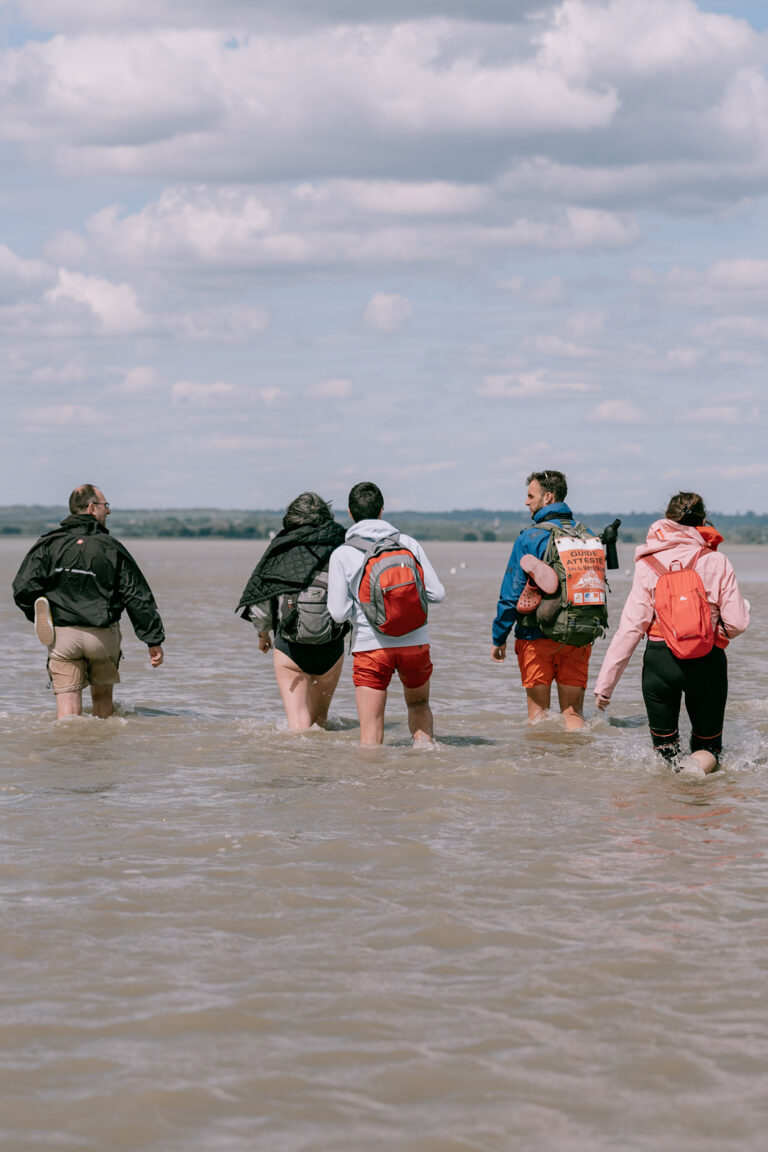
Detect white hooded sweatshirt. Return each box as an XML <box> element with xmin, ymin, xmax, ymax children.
<box><xmin>327</xmin><ymin>519</ymin><xmax>445</xmax><ymax>653</ymax></box>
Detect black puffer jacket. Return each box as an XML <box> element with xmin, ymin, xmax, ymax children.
<box><xmin>12</xmin><ymin>514</ymin><xmax>165</xmax><ymax>646</ymax></box>
<box><xmin>236</xmin><ymin>520</ymin><xmax>346</xmax><ymax>618</ymax></box>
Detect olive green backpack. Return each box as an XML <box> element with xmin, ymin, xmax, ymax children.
<box><xmin>535</xmin><ymin>521</ymin><xmax>608</xmax><ymax>647</ymax></box>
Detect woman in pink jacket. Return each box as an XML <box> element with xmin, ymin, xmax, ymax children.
<box><xmin>594</xmin><ymin>492</ymin><xmax>750</xmax><ymax>774</ymax></box>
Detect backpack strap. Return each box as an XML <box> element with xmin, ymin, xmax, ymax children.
<box><xmin>641</xmin><ymin>555</ymin><xmax>667</xmax><ymax>578</ymax></box>
<box><xmin>345</xmin><ymin>533</ymin><xmax>400</xmax><ymax>557</ymax></box>
<box><xmin>344</xmin><ymin>534</ymin><xmax>402</xmax><ymax>599</ymax></box>
<box><xmin>684</xmin><ymin>548</ymin><xmax>709</xmax><ymax>570</ymax></box>
<box><xmin>642</xmin><ymin>548</ymin><xmax>707</xmax><ymax>578</ymax></box>
<box><xmin>537</xmin><ymin>511</ymin><xmax>575</xmax><ymax>525</ymax></box>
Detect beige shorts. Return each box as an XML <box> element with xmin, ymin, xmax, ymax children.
<box><xmin>47</xmin><ymin>624</ymin><xmax>122</xmax><ymax>694</ymax></box>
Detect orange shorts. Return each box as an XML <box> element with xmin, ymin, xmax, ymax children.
<box><xmin>514</xmin><ymin>638</ymin><xmax>591</xmax><ymax>690</ymax></box>
<box><xmin>352</xmin><ymin>645</ymin><xmax>433</xmax><ymax>691</ymax></box>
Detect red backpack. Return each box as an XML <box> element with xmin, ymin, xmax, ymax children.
<box><xmin>642</xmin><ymin>549</ymin><xmax>714</xmax><ymax>659</ymax></box>
<box><xmin>347</xmin><ymin>533</ymin><xmax>428</xmax><ymax>636</ymax></box>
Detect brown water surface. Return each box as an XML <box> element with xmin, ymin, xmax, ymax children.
<box><xmin>1</xmin><ymin>539</ymin><xmax>767</xmax><ymax>1151</ymax></box>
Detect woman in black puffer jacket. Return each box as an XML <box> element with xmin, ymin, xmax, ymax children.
<box><xmin>237</xmin><ymin>492</ymin><xmax>347</xmax><ymax>730</ymax></box>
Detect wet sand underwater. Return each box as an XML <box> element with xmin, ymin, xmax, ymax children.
<box><xmin>1</xmin><ymin>539</ymin><xmax>767</xmax><ymax>1151</ymax></box>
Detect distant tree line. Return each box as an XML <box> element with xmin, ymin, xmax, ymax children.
<box><xmin>1</xmin><ymin>506</ymin><xmax>767</xmax><ymax>544</ymax></box>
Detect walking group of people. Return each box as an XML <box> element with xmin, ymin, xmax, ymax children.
<box><xmin>12</xmin><ymin>473</ymin><xmax>751</xmax><ymax>772</ymax></box>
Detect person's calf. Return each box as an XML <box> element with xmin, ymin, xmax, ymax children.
<box><xmin>561</xmin><ymin>706</ymin><xmax>585</xmax><ymax>731</ymax></box>
<box><xmin>90</xmin><ymin>684</ymin><xmax>114</xmax><ymax>719</ymax></box>
<box><xmin>403</xmin><ymin>683</ymin><xmax>433</xmax><ymax>745</ymax></box>
<box><xmin>676</xmin><ymin>749</ymin><xmax>718</xmax><ymax>775</ymax></box>
<box><xmin>525</xmin><ymin>683</ymin><xmax>551</xmax><ymax>723</ymax></box>
<box><xmin>650</xmin><ymin>728</ymin><xmax>680</xmax><ymax>762</ymax></box>
<box><xmin>56</xmin><ymin>690</ymin><xmax>83</xmax><ymax>719</ymax></box>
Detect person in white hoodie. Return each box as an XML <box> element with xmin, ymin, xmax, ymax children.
<box><xmin>328</xmin><ymin>482</ymin><xmax>445</xmax><ymax>746</ymax></box>
<box><xmin>594</xmin><ymin>492</ymin><xmax>750</xmax><ymax>773</ymax></box>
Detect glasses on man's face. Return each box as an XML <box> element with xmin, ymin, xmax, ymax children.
<box><xmin>91</xmin><ymin>502</ymin><xmax>110</xmax><ymax>509</ymax></box>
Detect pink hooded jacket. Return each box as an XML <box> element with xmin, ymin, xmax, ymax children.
<box><xmin>594</xmin><ymin>519</ymin><xmax>750</xmax><ymax>700</ymax></box>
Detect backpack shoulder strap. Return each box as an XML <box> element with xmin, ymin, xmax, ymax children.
<box><xmin>345</xmin><ymin>535</ymin><xmax>373</xmax><ymax>555</ymax></box>
<box><xmin>641</xmin><ymin>555</ymin><xmax>667</xmax><ymax>578</ymax></box>
<box><xmin>345</xmin><ymin>533</ymin><xmax>400</xmax><ymax>553</ymax></box>
<box><xmin>537</xmin><ymin>510</ymin><xmax>575</xmax><ymax>525</ymax></box>
<box><xmin>683</xmin><ymin>548</ymin><xmax>709</xmax><ymax>571</ymax></box>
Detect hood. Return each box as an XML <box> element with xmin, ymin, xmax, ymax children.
<box><xmin>532</xmin><ymin>502</ymin><xmax>573</xmax><ymax>524</ymax></box>
<box><xmin>697</xmin><ymin>524</ymin><xmax>723</xmax><ymax>550</ymax></box>
<box><xmin>634</xmin><ymin>518</ymin><xmax>709</xmax><ymax>560</ymax></box>
<box><xmin>345</xmin><ymin>518</ymin><xmax>400</xmax><ymax>543</ymax></box>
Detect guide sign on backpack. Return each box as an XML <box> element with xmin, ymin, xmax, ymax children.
<box><xmin>537</xmin><ymin>522</ymin><xmax>608</xmax><ymax>647</ymax></box>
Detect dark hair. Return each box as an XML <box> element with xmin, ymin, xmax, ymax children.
<box><xmin>69</xmin><ymin>484</ymin><xmax>101</xmax><ymax>514</ymax></box>
<box><xmin>282</xmin><ymin>491</ymin><xmax>334</xmax><ymax>530</ymax></box>
<box><xmin>348</xmin><ymin>481</ymin><xmax>384</xmax><ymax>523</ymax></box>
<box><xmin>526</xmin><ymin>469</ymin><xmax>567</xmax><ymax>503</ymax></box>
<box><xmin>665</xmin><ymin>491</ymin><xmax>706</xmax><ymax>527</ymax></box>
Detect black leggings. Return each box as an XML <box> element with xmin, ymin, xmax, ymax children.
<box><xmin>641</xmin><ymin>640</ymin><xmax>727</xmax><ymax>761</ymax></box>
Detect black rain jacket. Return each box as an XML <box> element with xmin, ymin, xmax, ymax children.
<box><xmin>12</xmin><ymin>514</ymin><xmax>165</xmax><ymax>646</ymax></box>
<box><xmin>236</xmin><ymin>520</ymin><xmax>346</xmax><ymax>619</ymax></box>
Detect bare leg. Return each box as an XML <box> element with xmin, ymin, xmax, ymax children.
<box><xmin>355</xmin><ymin>685</ymin><xmax>387</xmax><ymax>745</ymax></box>
<box><xmin>56</xmin><ymin>690</ymin><xmax>83</xmax><ymax>719</ymax></box>
<box><xmin>306</xmin><ymin>656</ymin><xmax>344</xmax><ymax>728</ymax></box>
<box><xmin>525</xmin><ymin>683</ymin><xmax>551</xmax><ymax>723</ymax></box>
<box><xmin>91</xmin><ymin>684</ymin><xmax>114</xmax><ymax>719</ymax></box>
<box><xmin>273</xmin><ymin>649</ymin><xmax>314</xmax><ymax>731</ymax></box>
<box><xmin>556</xmin><ymin>683</ymin><xmax>585</xmax><ymax>731</ymax></box>
<box><xmin>677</xmin><ymin>750</ymin><xmax>718</xmax><ymax>774</ymax></box>
<box><xmin>403</xmin><ymin>681</ymin><xmax>434</xmax><ymax>746</ymax></box>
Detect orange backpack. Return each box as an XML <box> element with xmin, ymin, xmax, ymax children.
<box><xmin>642</xmin><ymin>549</ymin><xmax>714</xmax><ymax>659</ymax></box>
<box><xmin>347</xmin><ymin>533</ymin><xmax>428</xmax><ymax>636</ymax></box>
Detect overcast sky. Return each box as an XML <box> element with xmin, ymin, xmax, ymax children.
<box><xmin>1</xmin><ymin>0</ymin><xmax>767</xmax><ymax>514</ymax></box>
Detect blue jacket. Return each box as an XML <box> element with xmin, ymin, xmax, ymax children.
<box><xmin>492</xmin><ymin>502</ymin><xmax>574</xmax><ymax>646</ymax></box>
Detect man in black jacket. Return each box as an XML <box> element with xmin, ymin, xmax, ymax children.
<box><xmin>13</xmin><ymin>484</ymin><xmax>165</xmax><ymax>719</ymax></box>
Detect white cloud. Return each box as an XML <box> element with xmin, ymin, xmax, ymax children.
<box><xmin>707</xmin><ymin>462</ymin><xmax>768</xmax><ymax>479</ymax></box>
<box><xmin>45</xmin><ymin>270</ymin><xmax>147</xmax><ymax>334</ymax></box>
<box><xmin>707</xmin><ymin>259</ymin><xmax>768</xmax><ymax>292</ymax></box>
<box><xmin>306</xmin><ymin>377</ymin><xmax>354</xmax><ymax>398</ymax></box>
<box><xmin>256</xmin><ymin>387</ymin><xmax>289</xmax><ymax>406</ymax></box>
<box><xmin>44</xmin><ymin>186</ymin><xmax>640</xmax><ymax>277</ymax></box>
<box><xmin>684</xmin><ymin>406</ymin><xmax>748</xmax><ymax>425</ymax></box>
<box><xmin>364</xmin><ymin>293</ymin><xmax>412</xmax><ymax>333</ymax></box>
<box><xmin>170</xmin><ymin>303</ymin><xmax>270</xmax><ymax>341</ymax></box>
<box><xmin>590</xmin><ymin>398</ymin><xmax>647</xmax><ymax>423</ymax></box>
<box><xmin>531</xmin><ymin>277</ymin><xmax>566</xmax><ymax>304</ymax></box>
<box><xmin>476</xmin><ymin>370</ymin><xmax>593</xmax><ymax>397</ymax></box>
<box><xmin>526</xmin><ymin>334</ymin><xmax>595</xmax><ymax>359</ymax></box>
<box><xmin>171</xmin><ymin>380</ymin><xmax>237</xmax><ymax>404</ymax></box>
<box><xmin>0</xmin><ymin>22</ymin><xmax>617</xmax><ymax>179</ymax></box>
<box><xmin>667</xmin><ymin>347</ymin><xmax>699</xmax><ymax>367</ymax></box>
<box><xmin>113</xmin><ymin>366</ymin><xmax>163</xmax><ymax>394</ymax></box>
<box><xmin>2</xmin><ymin>2</ymin><xmax>768</xmax><ymax>513</ymax></box>
<box><xmin>19</xmin><ymin>403</ymin><xmax>108</xmax><ymax>428</ymax></box>
<box><xmin>15</xmin><ymin>1</ymin><xmax>552</xmax><ymax>34</ymax></box>
<box><xmin>0</xmin><ymin>244</ymin><xmax>54</xmax><ymax>294</ymax></box>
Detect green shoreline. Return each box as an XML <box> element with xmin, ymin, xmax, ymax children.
<box><xmin>2</xmin><ymin>507</ymin><xmax>767</xmax><ymax>544</ymax></box>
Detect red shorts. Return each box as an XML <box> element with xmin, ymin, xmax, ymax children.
<box><xmin>352</xmin><ymin>645</ymin><xmax>433</xmax><ymax>691</ymax></box>
<box><xmin>515</xmin><ymin>638</ymin><xmax>591</xmax><ymax>690</ymax></box>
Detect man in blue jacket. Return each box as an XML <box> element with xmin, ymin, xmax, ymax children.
<box><xmin>491</xmin><ymin>470</ymin><xmax>589</xmax><ymax>731</ymax></box>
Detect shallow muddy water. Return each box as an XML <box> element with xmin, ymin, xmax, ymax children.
<box><xmin>1</xmin><ymin>538</ymin><xmax>767</xmax><ymax>1151</ymax></box>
